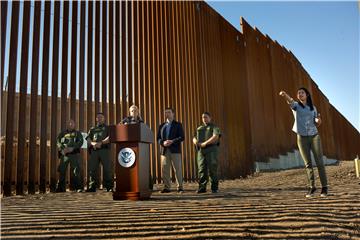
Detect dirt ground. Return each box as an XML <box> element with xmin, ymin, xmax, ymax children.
<box><xmin>1</xmin><ymin>161</ymin><xmax>359</xmax><ymax>240</ymax></box>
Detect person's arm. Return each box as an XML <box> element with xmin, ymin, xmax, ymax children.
<box><xmin>279</xmin><ymin>90</ymin><xmax>294</xmax><ymax>103</ymax></box>
<box><xmin>72</xmin><ymin>131</ymin><xmax>84</xmax><ymax>150</ymax></box>
<box><xmin>193</xmin><ymin>131</ymin><xmax>201</xmax><ymax>151</ymax></box>
<box><xmin>200</xmin><ymin>135</ymin><xmax>219</xmax><ymax>148</ymax></box>
<box><xmin>56</xmin><ymin>132</ymin><xmax>65</xmax><ymax>154</ymax></box>
<box><xmin>101</xmin><ymin>136</ymin><xmax>110</xmax><ymax>144</ymax></box>
<box><xmin>96</xmin><ymin>127</ymin><xmax>110</xmax><ymax>148</ymax></box>
<box><xmin>314</xmin><ymin>107</ymin><xmax>322</xmax><ymax>127</ymax></box>
<box><xmin>200</xmin><ymin>126</ymin><xmax>221</xmax><ymax>148</ymax></box>
<box><xmin>86</xmin><ymin>128</ymin><xmax>96</xmax><ymax>149</ymax></box>
<box><xmin>170</xmin><ymin>123</ymin><xmax>185</xmax><ymax>144</ymax></box>
<box><xmin>157</xmin><ymin>124</ymin><xmax>164</xmax><ymax>146</ymax></box>
<box><xmin>192</xmin><ymin>137</ymin><xmax>198</xmax><ymax>145</ymax></box>
<box><xmin>279</xmin><ymin>90</ymin><xmax>298</xmax><ymax>110</ymax></box>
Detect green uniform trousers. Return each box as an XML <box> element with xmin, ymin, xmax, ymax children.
<box><xmin>297</xmin><ymin>134</ymin><xmax>328</xmax><ymax>188</ymax></box>
<box><xmin>57</xmin><ymin>153</ymin><xmax>82</xmax><ymax>191</ymax></box>
<box><xmin>197</xmin><ymin>149</ymin><xmax>219</xmax><ymax>191</ymax></box>
<box><xmin>88</xmin><ymin>148</ymin><xmax>114</xmax><ymax>190</ymax></box>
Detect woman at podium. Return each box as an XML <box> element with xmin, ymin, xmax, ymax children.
<box><xmin>121</xmin><ymin>105</ymin><xmax>144</xmax><ymax>124</ymax></box>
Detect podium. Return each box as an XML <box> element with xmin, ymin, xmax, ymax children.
<box><xmin>109</xmin><ymin>123</ymin><xmax>154</xmax><ymax>200</ymax></box>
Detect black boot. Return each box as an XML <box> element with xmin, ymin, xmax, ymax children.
<box><xmin>320</xmin><ymin>187</ymin><xmax>328</xmax><ymax>197</ymax></box>
<box><xmin>305</xmin><ymin>187</ymin><xmax>316</xmax><ymax>198</ymax></box>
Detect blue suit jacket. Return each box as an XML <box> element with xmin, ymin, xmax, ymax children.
<box><xmin>157</xmin><ymin>120</ymin><xmax>185</xmax><ymax>155</ymax></box>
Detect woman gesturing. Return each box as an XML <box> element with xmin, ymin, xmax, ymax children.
<box><xmin>279</xmin><ymin>87</ymin><xmax>328</xmax><ymax>197</ymax></box>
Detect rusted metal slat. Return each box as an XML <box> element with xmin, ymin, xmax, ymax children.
<box><xmin>39</xmin><ymin>2</ymin><xmax>51</xmax><ymax>193</ymax></box>
<box><xmin>61</xmin><ymin>2</ymin><xmax>69</xmax><ymax>131</ymax></box>
<box><xmin>121</xmin><ymin>0</ymin><xmax>126</xmax><ymax>120</ymax></box>
<box><xmin>188</xmin><ymin>2</ymin><xmax>195</xmax><ymax>180</ymax></box>
<box><xmin>3</xmin><ymin>1</ymin><xmax>20</xmax><ymax>196</ymax></box>
<box><xmin>153</xmin><ymin>1</ymin><xmax>161</xmax><ymax>183</ymax></box>
<box><xmin>158</xmin><ymin>1</ymin><xmax>166</xmax><ymax>183</ymax></box>
<box><xmin>169</xmin><ymin>2</ymin><xmax>176</xmax><ymax>123</ymax></box>
<box><xmin>238</xmin><ymin>34</ymin><xmax>253</xmax><ymax>177</ymax></box>
<box><xmin>189</xmin><ymin>2</ymin><xmax>199</xmax><ymax>180</ymax></box>
<box><xmin>108</xmin><ymin>1</ymin><xmax>115</xmax><ymax>174</ymax></box>
<box><xmin>177</xmin><ymin>1</ymin><xmax>185</xmax><ymax>180</ymax></box>
<box><xmin>78</xmin><ymin>1</ymin><xmax>86</xmax><ymax>189</ymax></box>
<box><xmin>28</xmin><ymin>1</ymin><xmax>42</xmax><ymax>194</ymax></box>
<box><xmin>179</xmin><ymin>1</ymin><xmax>187</xmax><ymax>180</ymax></box>
<box><xmin>115</xmin><ymin>1</ymin><xmax>121</xmax><ymax>123</ymax></box>
<box><xmin>166</xmin><ymin>2</ymin><xmax>174</xmax><ymax>110</ymax></box>
<box><xmin>202</xmin><ymin>6</ymin><xmax>209</xmax><ymax>108</ymax></box>
<box><xmin>102</xmin><ymin>1</ymin><xmax>107</xmax><ymax>119</ymax></box>
<box><xmin>0</xmin><ymin>4</ymin><xmax>8</xmax><ymax>186</ymax></box>
<box><xmin>127</xmin><ymin>0</ymin><xmax>133</xmax><ymax>106</ymax></box>
<box><xmin>143</xmin><ymin>0</ymin><xmax>150</xmax><ymax>177</ymax></box>
<box><xmin>148</xmin><ymin>1</ymin><xmax>156</xmax><ymax>183</ymax></box>
<box><xmin>139</xmin><ymin>1</ymin><xmax>145</xmax><ymax>121</ymax></box>
<box><xmin>186</xmin><ymin>1</ymin><xmax>194</xmax><ymax>181</ymax></box>
<box><xmin>175</xmin><ymin>1</ymin><xmax>184</xmax><ymax>182</ymax></box>
<box><xmin>50</xmin><ymin>1</ymin><xmax>61</xmax><ymax>192</ymax></box>
<box><xmin>70</xmin><ymin>1</ymin><xmax>78</xmax><ymax>122</ymax></box>
<box><xmin>185</xmin><ymin>2</ymin><xmax>195</xmax><ymax>181</ymax></box>
<box><xmin>16</xmin><ymin>1</ymin><xmax>31</xmax><ymax>195</ymax></box>
<box><xmin>108</xmin><ymin>1</ymin><xmax>114</xmax><ymax>124</ymax></box>
<box><xmin>134</xmin><ymin>1</ymin><xmax>142</xmax><ymax>108</ymax></box>
<box><xmin>184</xmin><ymin>2</ymin><xmax>193</xmax><ymax>181</ymax></box>
<box><xmin>87</xmin><ymin>1</ymin><xmax>94</xmax><ymax>135</ymax></box>
<box><xmin>141</xmin><ymin>1</ymin><xmax>148</xmax><ymax>124</ymax></box>
<box><xmin>158</xmin><ymin>1</ymin><xmax>165</xmax><ymax>181</ymax></box>
<box><xmin>195</xmin><ymin>2</ymin><xmax>204</xmax><ymax>179</ymax></box>
<box><xmin>94</xmin><ymin>1</ymin><xmax>100</xmax><ymax>115</ymax></box>
<box><xmin>86</xmin><ymin>1</ymin><xmax>94</xmax><ymax>189</ymax></box>
<box><xmin>1</xmin><ymin>0</ymin><xmax>8</xmax><ymax>91</ymax></box>
<box><xmin>214</xmin><ymin>13</ymin><xmax>225</xmax><ymax>176</ymax></box>
<box><xmin>68</xmin><ymin>1</ymin><xmax>78</xmax><ymax>190</ymax></box>
<box><xmin>133</xmin><ymin>1</ymin><xmax>139</xmax><ymax>106</ymax></box>
<box><xmin>79</xmin><ymin>2</ymin><xmax>86</xmax><ymax>131</ymax></box>
<box><xmin>163</xmin><ymin>2</ymin><xmax>169</xmax><ymax>108</ymax></box>
<box><xmin>167</xmin><ymin>2</ymin><xmax>176</xmax><ymax>182</ymax></box>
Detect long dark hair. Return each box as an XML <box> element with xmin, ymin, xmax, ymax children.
<box><xmin>297</xmin><ymin>87</ymin><xmax>314</xmax><ymax>111</ymax></box>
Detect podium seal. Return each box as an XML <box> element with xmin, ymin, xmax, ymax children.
<box><xmin>118</xmin><ymin>148</ymin><xmax>136</xmax><ymax>168</ymax></box>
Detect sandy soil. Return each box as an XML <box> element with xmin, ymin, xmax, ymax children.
<box><xmin>1</xmin><ymin>161</ymin><xmax>359</xmax><ymax>239</ymax></box>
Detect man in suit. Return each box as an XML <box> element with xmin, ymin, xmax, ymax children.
<box><xmin>157</xmin><ymin>108</ymin><xmax>185</xmax><ymax>193</ymax></box>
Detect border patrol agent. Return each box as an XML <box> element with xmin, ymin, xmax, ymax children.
<box><xmin>86</xmin><ymin>112</ymin><xmax>113</xmax><ymax>192</ymax></box>
<box><xmin>193</xmin><ymin>112</ymin><xmax>221</xmax><ymax>193</ymax></box>
<box><xmin>56</xmin><ymin>119</ymin><xmax>84</xmax><ymax>192</ymax></box>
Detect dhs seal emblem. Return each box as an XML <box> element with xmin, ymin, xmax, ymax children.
<box><xmin>118</xmin><ymin>148</ymin><xmax>136</xmax><ymax>168</ymax></box>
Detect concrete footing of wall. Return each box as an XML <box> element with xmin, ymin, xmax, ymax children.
<box><xmin>255</xmin><ymin>150</ymin><xmax>338</xmax><ymax>172</ymax></box>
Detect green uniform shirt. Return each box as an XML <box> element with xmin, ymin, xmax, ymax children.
<box><xmin>86</xmin><ymin>124</ymin><xmax>110</xmax><ymax>148</ymax></box>
<box><xmin>195</xmin><ymin>123</ymin><xmax>221</xmax><ymax>153</ymax></box>
<box><xmin>57</xmin><ymin>129</ymin><xmax>84</xmax><ymax>154</ymax></box>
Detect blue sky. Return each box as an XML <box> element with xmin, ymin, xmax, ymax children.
<box><xmin>207</xmin><ymin>1</ymin><xmax>359</xmax><ymax>131</ymax></box>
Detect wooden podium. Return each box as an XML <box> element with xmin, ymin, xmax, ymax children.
<box><xmin>109</xmin><ymin>123</ymin><xmax>154</xmax><ymax>200</ymax></box>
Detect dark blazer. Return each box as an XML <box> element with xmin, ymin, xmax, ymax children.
<box><xmin>157</xmin><ymin>120</ymin><xmax>184</xmax><ymax>155</ymax></box>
